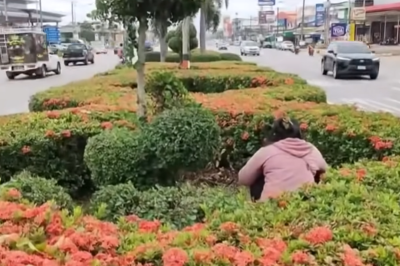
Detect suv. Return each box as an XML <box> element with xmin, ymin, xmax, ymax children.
<box><xmin>63</xmin><ymin>43</ymin><xmax>95</xmax><ymax>66</ymax></box>
<box><xmin>321</xmin><ymin>41</ymin><xmax>379</xmax><ymax>79</ymax></box>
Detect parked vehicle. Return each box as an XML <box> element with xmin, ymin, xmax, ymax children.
<box><xmin>0</xmin><ymin>26</ymin><xmax>61</xmax><ymax>80</ymax></box>
<box><xmin>63</xmin><ymin>43</ymin><xmax>95</xmax><ymax>66</ymax></box>
<box><xmin>263</xmin><ymin>41</ymin><xmax>272</xmax><ymax>48</ymax></box>
<box><xmin>218</xmin><ymin>42</ymin><xmax>228</xmax><ymax>50</ymax></box>
<box><xmin>321</xmin><ymin>41</ymin><xmax>379</xmax><ymax>80</ymax></box>
<box><xmin>281</xmin><ymin>41</ymin><xmax>294</xmax><ymax>51</ymax></box>
<box><xmin>240</xmin><ymin>41</ymin><xmax>260</xmax><ymax>56</ymax></box>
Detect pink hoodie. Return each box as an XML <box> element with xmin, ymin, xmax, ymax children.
<box><xmin>238</xmin><ymin>138</ymin><xmax>327</xmax><ymax>201</ymax></box>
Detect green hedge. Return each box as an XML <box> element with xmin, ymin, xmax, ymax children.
<box><xmin>145</xmin><ymin>51</ymin><xmax>242</xmax><ymax>62</ymax></box>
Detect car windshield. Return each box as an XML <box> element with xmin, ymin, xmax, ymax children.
<box><xmin>283</xmin><ymin>41</ymin><xmax>293</xmax><ymax>45</ymax></box>
<box><xmin>67</xmin><ymin>44</ymin><xmax>85</xmax><ymax>50</ymax></box>
<box><xmin>337</xmin><ymin>43</ymin><xmax>370</xmax><ymax>53</ymax></box>
<box><xmin>244</xmin><ymin>41</ymin><xmax>258</xmax><ymax>46</ymax></box>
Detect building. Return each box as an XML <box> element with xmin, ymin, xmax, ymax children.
<box><xmin>277</xmin><ymin>11</ymin><xmax>296</xmax><ymax>29</ymax></box>
<box><xmin>0</xmin><ymin>0</ymin><xmax>64</xmax><ymax>24</ymax></box>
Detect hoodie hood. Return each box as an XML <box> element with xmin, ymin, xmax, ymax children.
<box><xmin>272</xmin><ymin>138</ymin><xmax>312</xmax><ymax>158</ymax></box>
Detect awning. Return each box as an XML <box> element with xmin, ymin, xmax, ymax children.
<box><xmin>366</xmin><ymin>3</ymin><xmax>400</xmax><ymax>13</ymax></box>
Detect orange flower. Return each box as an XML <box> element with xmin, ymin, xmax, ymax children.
<box><xmin>162</xmin><ymin>247</ymin><xmax>188</xmax><ymax>266</ymax></box>
<box><xmin>61</xmin><ymin>130</ymin><xmax>72</xmax><ymax>138</ymax></box>
<box><xmin>45</xmin><ymin>130</ymin><xmax>56</xmax><ymax>138</ymax></box>
<box><xmin>241</xmin><ymin>131</ymin><xmax>250</xmax><ymax>141</ymax></box>
<box><xmin>219</xmin><ymin>221</ymin><xmax>240</xmax><ymax>233</ymax></box>
<box><xmin>101</xmin><ymin>121</ymin><xmax>113</xmax><ymax>130</ymax></box>
<box><xmin>6</xmin><ymin>188</ymin><xmax>22</xmax><ymax>199</ymax></box>
<box><xmin>21</xmin><ymin>145</ymin><xmax>31</xmax><ymax>154</ymax></box>
<box><xmin>325</xmin><ymin>124</ymin><xmax>336</xmax><ymax>132</ymax></box>
<box><xmin>303</xmin><ymin>226</ymin><xmax>333</xmax><ymax>245</ymax></box>
<box><xmin>291</xmin><ymin>250</ymin><xmax>310</xmax><ymax>264</ymax></box>
<box><xmin>356</xmin><ymin>169</ymin><xmax>366</xmax><ymax>181</ymax></box>
<box><xmin>46</xmin><ymin>111</ymin><xmax>60</xmax><ymax>119</ymax></box>
<box><xmin>300</xmin><ymin>123</ymin><xmax>308</xmax><ymax>130</ymax></box>
<box><xmin>193</xmin><ymin>250</ymin><xmax>213</xmax><ymax>264</ymax></box>
<box><xmin>278</xmin><ymin>200</ymin><xmax>287</xmax><ymax>208</ymax></box>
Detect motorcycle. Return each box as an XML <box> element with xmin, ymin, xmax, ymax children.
<box><xmin>308</xmin><ymin>46</ymin><xmax>314</xmax><ymax>56</ymax></box>
<box><xmin>294</xmin><ymin>46</ymin><xmax>300</xmax><ymax>55</ymax></box>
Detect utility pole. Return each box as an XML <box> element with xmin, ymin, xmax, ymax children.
<box><xmin>276</xmin><ymin>7</ymin><xmax>279</xmax><ymax>35</ymax></box>
<box><xmin>181</xmin><ymin>17</ymin><xmax>190</xmax><ymax>69</ymax></box>
<box><xmin>323</xmin><ymin>0</ymin><xmax>331</xmax><ymax>45</ymax></box>
<box><xmin>300</xmin><ymin>0</ymin><xmax>306</xmax><ymax>40</ymax></box>
<box><xmin>4</xmin><ymin>0</ymin><xmax>8</xmax><ymax>25</ymax></box>
<box><xmin>39</xmin><ymin>0</ymin><xmax>43</xmax><ymax>27</ymax></box>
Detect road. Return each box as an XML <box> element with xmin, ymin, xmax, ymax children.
<box><xmin>0</xmin><ymin>53</ymin><xmax>119</xmax><ymax>115</ymax></box>
<box><xmin>222</xmin><ymin>46</ymin><xmax>400</xmax><ymax>115</ymax></box>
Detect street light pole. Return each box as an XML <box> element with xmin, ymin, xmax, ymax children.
<box><xmin>300</xmin><ymin>0</ymin><xmax>306</xmax><ymax>40</ymax></box>
<box><xmin>4</xmin><ymin>0</ymin><xmax>8</xmax><ymax>25</ymax></box>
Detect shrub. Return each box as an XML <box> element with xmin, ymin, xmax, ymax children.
<box><xmin>90</xmin><ymin>183</ymin><xmax>208</xmax><ymax>228</ymax></box>
<box><xmin>167</xmin><ymin>22</ymin><xmax>198</xmax><ymax>56</ymax></box>
<box><xmin>84</xmin><ymin>128</ymin><xmax>152</xmax><ymax>189</ymax></box>
<box><xmin>220</xmin><ymin>52</ymin><xmax>242</xmax><ymax>61</ymax></box>
<box><xmin>1</xmin><ymin>170</ymin><xmax>73</xmax><ymax>208</ymax></box>
<box><xmin>145</xmin><ymin>51</ymin><xmax>161</xmax><ymax>62</ymax></box>
<box><xmin>146</xmin><ymin>71</ymin><xmax>190</xmax><ymax>113</ymax></box>
<box><xmin>0</xmin><ymin>108</ymin><xmax>139</xmax><ymax>196</ymax></box>
<box><xmin>146</xmin><ymin>107</ymin><xmax>221</xmax><ymax>176</ymax></box>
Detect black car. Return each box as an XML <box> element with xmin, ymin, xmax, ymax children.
<box><xmin>63</xmin><ymin>43</ymin><xmax>95</xmax><ymax>66</ymax></box>
<box><xmin>321</xmin><ymin>41</ymin><xmax>379</xmax><ymax>80</ymax></box>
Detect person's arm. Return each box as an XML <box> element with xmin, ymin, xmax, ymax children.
<box><xmin>238</xmin><ymin>148</ymin><xmax>268</xmax><ymax>186</ymax></box>
<box><xmin>310</xmin><ymin>144</ymin><xmax>327</xmax><ymax>172</ymax></box>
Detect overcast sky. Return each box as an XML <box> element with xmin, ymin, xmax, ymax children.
<box><xmin>31</xmin><ymin>0</ymin><xmax>337</xmax><ymax>25</ymax></box>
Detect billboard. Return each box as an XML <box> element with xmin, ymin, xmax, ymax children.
<box><xmin>315</xmin><ymin>3</ymin><xmax>325</xmax><ymax>27</ymax></box>
<box><xmin>277</xmin><ymin>19</ymin><xmax>287</xmax><ymax>28</ymax></box>
<box><xmin>258</xmin><ymin>11</ymin><xmax>274</xmax><ymax>24</ymax></box>
<box><xmin>330</xmin><ymin>23</ymin><xmax>347</xmax><ymax>38</ymax></box>
<box><xmin>258</xmin><ymin>0</ymin><xmax>275</xmax><ymax>6</ymax></box>
<box><xmin>223</xmin><ymin>16</ymin><xmax>232</xmax><ymax>37</ymax></box>
<box><xmin>351</xmin><ymin>7</ymin><xmax>366</xmax><ymax>21</ymax></box>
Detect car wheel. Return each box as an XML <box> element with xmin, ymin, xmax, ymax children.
<box><xmin>332</xmin><ymin>63</ymin><xmax>340</xmax><ymax>79</ymax></box>
<box><xmin>64</xmin><ymin>61</ymin><xmax>69</xmax><ymax>66</ymax></box>
<box><xmin>370</xmin><ymin>72</ymin><xmax>378</xmax><ymax>80</ymax></box>
<box><xmin>321</xmin><ymin>61</ymin><xmax>328</xmax><ymax>75</ymax></box>
<box><xmin>84</xmin><ymin>58</ymin><xmax>89</xmax><ymax>65</ymax></box>
<box><xmin>37</xmin><ymin>65</ymin><xmax>46</xmax><ymax>78</ymax></box>
<box><xmin>6</xmin><ymin>72</ymin><xmax>14</xmax><ymax>80</ymax></box>
<box><xmin>257</xmin><ymin>53</ymin><xmax>260</xmax><ymax>56</ymax></box>
<box><xmin>54</xmin><ymin>62</ymin><xmax>61</xmax><ymax>75</ymax></box>
<box><xmin>90</xmin><ymin>58</ymin><xmax>95</xmax><ymax>64</ymax></box>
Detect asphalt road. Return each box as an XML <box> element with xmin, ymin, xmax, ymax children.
<box><xmin>222</xmin><ymin>46</ymin><xmax>400</xmax><ymax>115</ymax></box>
<box><xmin>0</xmin><ymin>52</ymin><xmax>120</xmax><ymax>115</ymax></box>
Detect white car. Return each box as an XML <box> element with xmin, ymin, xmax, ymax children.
<box><xmin>93</xmin><ymin>45</ymin><xmax>108</xmax><ymax>54</ymax></box>
<box><xmin>4</xmin><ymin>50</ymin><xmax>61</xmax><ymax>80</ymax></box>
<box><xmin>218</xmin><ymin>43</ymin><xmax>228</xmax><ymax>50</ymax></box>
<box><xmin>281</xmin><ymin>41</ymin><xmax>294</xmax><ymax>51</ymax></box>
<box><xmin>240</xmin><ymin>41</ymin><xmax>260</xmax><ymax>56</ymax></box>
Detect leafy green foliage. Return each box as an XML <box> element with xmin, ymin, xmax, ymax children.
<box><xmin>89</xmin><ymin>182</ymin><xmax>236</xmax><ymax>229</ymax></box>
<box><xmin>167</xmin><ymin>22</ymin><xmax>199</xmax><ymax>55</ymax></box>
<box><xmin>1</xmin><ymin>171</ymin><xmax>73</xmax><ymax>209</ymax></box>
<box><xmin>146</xmin><ymin>106</ymin><xmax>221</xmax><ymax>173</ymax></box>
<box><xmin>84</xmin><ymin>128</ymin><xmax>152</xmax><ymax>189</ymax></box>
<box><xmin>146</xmin><ymin>71</ymin><xmax>190</xmax><ymax>113</ymax></box>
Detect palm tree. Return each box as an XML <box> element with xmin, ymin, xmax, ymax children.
<box><xmin>199</xmin><ymin>0</ymin><xmax>228</xmax><ymax>53</ymax></box>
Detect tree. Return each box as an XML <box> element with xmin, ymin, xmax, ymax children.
<box><xmin>78</xmin><ymin>21</ymin><xmax>95</xmax><ymax>42</ymax></box>
<box><xmin>167</xmin><ymin>22</ymin><xmax>198</xmax><ymax>58</ymax></box>
<box><xmin>199</xmin><ymin>0</ymin><xmax>228</xmax><ymax>53</ymax></box>
<box><xmin>95</xmin><ymin>0</ymin><xmax>203</xmax><ymax>118</ymax></box>
<box><xmin>150</xmin><ymin>1</ymin><xmax>202</xmax><ymax>62</ymax></box>
<box><xmin>87</xmin><ymin>6</ymin><xmax>120</xmax><ymax>44</ymax></box>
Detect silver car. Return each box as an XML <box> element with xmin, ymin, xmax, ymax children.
<box><xmin>240</xmin><ymin>41</ymin><xmax>260</xmax><ymax>56</ymax></box>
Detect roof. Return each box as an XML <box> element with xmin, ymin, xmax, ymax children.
<box><xmin>365</xmin><ymin>3</ymin><xmax>400</xmax><ymax>13</ymax></box>
<box><xmin>23</xmin><ymin>9</ymin><xmax>65</xmax><ymax>17</ymax></box>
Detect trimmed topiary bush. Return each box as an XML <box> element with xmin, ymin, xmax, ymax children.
<box><xmin>146</xmin><ymin>106</ymin><xmax>221</xmax><ymax>174</ymax></box>
<box><xmin>220</xmin><ymin>52</ymin><xmax>242</xmax><ymax>61</ymax></box>
<box><xmin>84</xmin><ymin>128</ymin><xmax>153</xmax><ymax>189</ymax></box>
<box><xmin>0</xmin><ymin>170</ymin><xmax>73</xmax><ymax>209</ymax></box>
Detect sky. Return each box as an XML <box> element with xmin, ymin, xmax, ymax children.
<box><xmin>31</xmin><ymin>0</ymin><xmax>339</xmax><ymax>25</ymax></box>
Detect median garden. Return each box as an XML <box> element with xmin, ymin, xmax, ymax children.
<box><xmin>0</xmin><ymin>61</ymin><xmax>399</xmax><ymax>265</ymax></box>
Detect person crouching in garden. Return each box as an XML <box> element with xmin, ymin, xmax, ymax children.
<box><xmin>238</xmin><ymin>117</ymin><xmax>327</xmax><ymax>201</ymax></box>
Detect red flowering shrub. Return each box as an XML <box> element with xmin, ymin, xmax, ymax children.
<box><xmin>0</xmin><ymin>107</ymin><xmax>139</xmax><ymax>195</ymax></box>
<box><xmin>0</xmin><ymin>175</ymin><xmax>399</xmax><ymax>266</ymax></box>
